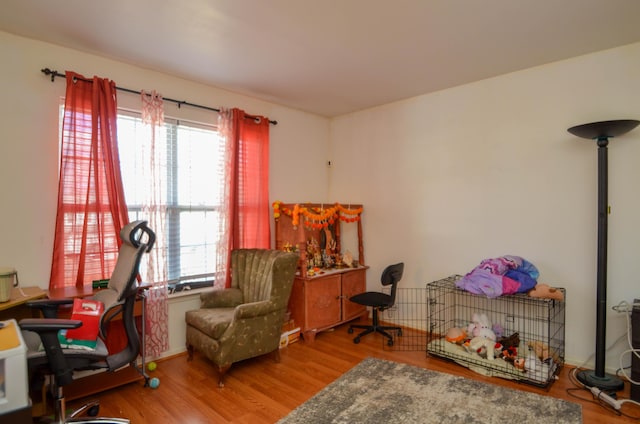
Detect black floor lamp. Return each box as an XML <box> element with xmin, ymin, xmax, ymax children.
<box><xmin>567</xmin><ymin>119</ymin><xmax>640</xmax><ymax>391</ymax></box>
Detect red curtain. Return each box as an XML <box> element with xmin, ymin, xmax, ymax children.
<box><xmin>49</xmin><ymin>72</ymin><xmax>129</xmax><ymax>290</ymax></box>
<box><xmin>217</xmin><ymin>108</ymin><xmax>271</xmax><ymax>287</ymax></box>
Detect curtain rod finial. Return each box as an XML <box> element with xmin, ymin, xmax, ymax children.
<box><xmin>41</xmin><ymin>67</ymin><xmax>57</xmax><ymax>82</ymax></box>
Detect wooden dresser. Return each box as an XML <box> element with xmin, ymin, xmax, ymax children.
<box><xmin>288</xmin><ymin>266</ymin><xmax>367</xmax><ymax>342</ymax></box>
<box><xmin>273</xmin><ymin>201</ymin><xmax>366</xmax><ymax>342</ymax></box>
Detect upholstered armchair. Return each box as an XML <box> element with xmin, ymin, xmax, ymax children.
<box><xmin>185</xmin><ymin>249</ymin><xmax>298</xmax><ymax>386</ymax></box>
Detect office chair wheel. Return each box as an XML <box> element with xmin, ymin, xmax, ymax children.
<box><xmin>353</xmin><ymin>337</ymin><xmax>361</xmax><ymax>344</ymax></box>
<box><xmin>88</xmin><ymin>404</ymin><xmax>100</xmax><ymax>416</ymax></box>
<box><xmin>397</xmin><ymin>328</ymin><xmax>403</xmax><ymax>336</ymax></box>
<box><xmin>387</xmin><ymin>339</ymin><xmax>394</xmax><ymax>347</ymax></box>
<box><xmin>348</xmin><ymin>327</ymin><xmax>354</xmax><ymax>334</ymax></box>
<box><xmin>68</xmin><ymin>400</ymin><xmax>100</xmax><ymax>420</ymax></box>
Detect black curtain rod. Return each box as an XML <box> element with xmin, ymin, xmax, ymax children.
<box><xmin>41</xmin><ymin>68</ymin><xmax>277</xmax><ymax>125</ymax></box>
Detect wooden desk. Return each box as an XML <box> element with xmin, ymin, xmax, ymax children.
<box><xmin>0</xmin><ymin>286</ymin><xmax>46</xmax><ymax>321</ymax></box>
<box><xmin>47</xmin><ymin>285</ymin><xmax>96</xmax><ymax>300</ymax></box>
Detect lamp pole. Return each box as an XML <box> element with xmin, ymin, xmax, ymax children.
<box><xmin>567</xmin><ymin>119</ymin><xmax>639</xmax><ymax>391</ymax></box>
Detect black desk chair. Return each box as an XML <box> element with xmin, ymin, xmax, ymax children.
<box><xmin>20</xmin><ymin>220</ymin><xmax>155</xmax><ymax>424</ymax></box>
<box><xmin>348</xmin><ymin>262</ymin><xmax>404</xmax><ymax>346</ymax></box>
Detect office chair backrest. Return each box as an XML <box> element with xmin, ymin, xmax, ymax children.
<box><xmin>381</xmin><ymin>262</ymin><xmax>404</xmax><ymax>308</ymax></box>
<box><xmin>112</xmin><ymin>220</ymin><xmax>156</xmax><ymax>302</ymax></box>
<box><xmin>92</xmin><ymin>220</ymin><xmax>155</xmax><ymax>370</ymax></box>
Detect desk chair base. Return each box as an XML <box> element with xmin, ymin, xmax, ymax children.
<box><xmin>348</xmin><ymin>308</ymin><xmax>402</xmax><ymax>346</ymax></box>
<box><xmin>37</xmin><ymin>382</ymin><xmax>130</xmax><ymax>424</ymax></box>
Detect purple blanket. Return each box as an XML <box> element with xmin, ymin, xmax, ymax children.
<box><xmin>455</xmin><ymin>255</ymin><xmax>539</xmax><ymax>298</ymax></box>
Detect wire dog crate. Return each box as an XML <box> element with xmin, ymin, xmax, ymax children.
<box><xmin>380</xmin><ymin>287</ymin><xmax>429</xmax><ymax>351</ymax></box>
<box><xmin>426</xmin><ymin>275</ymin><xmax>565</xmax><ymax>387</ymax></box>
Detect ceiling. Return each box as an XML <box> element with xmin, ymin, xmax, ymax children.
<box><xmin>2</xmin><ymin>0</ymin><xmax>640</xmax><ymax>117</ymax></box>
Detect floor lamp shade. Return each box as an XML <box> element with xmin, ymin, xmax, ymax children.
<box><xmin>567</xmin><ymin>119</ymin><xmax>639</xmax><ymax>392</ymax></box>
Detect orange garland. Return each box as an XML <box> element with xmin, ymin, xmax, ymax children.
<box><xmin>336</xmin><ymin>203</ymin><xmax>363</xmax><ymax>223</ymax></box>
<box><xmin>292</xmin><ymin>204</ymin><xmax>300</xmax><ymax>226</ymax></box>
<box><xmin>272</xmin><ymin>201</ymin><xmax>362</xmax><ymax>228</ymax></box>
<box><xmin>336</xmin><ymin>203</ymin><xmax>363</xmax><ymax>215</ymax></box>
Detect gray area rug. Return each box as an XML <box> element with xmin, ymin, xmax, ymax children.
<box><xmin>278</xmin><ymin>357</ymin><xmax>581</xmax><ymax>424</ymax></box>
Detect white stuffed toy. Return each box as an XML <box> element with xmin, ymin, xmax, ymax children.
<box><xmin>469</xmin><ymin>336</ymin><xmax>496</xmax><ymax>360</ymax></box>
<box><xmin>524</xmin><ymin>352</ymin><xmax>551</xmax><ymax>383</ymax></box>
<box><xmin>467</xmin><ymin>313</ymin><xmax>496</xmax><ymax>341</ymax></box>
<box><xmin>465</xmin><ymin>313</ymin><xmax>497</xmax><ymax>360</ymax></box>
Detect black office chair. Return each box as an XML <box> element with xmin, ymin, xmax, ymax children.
<box><xmin>20</xmin><ymin>220</ymin><xmax>155</xmax><ymax>424</ymax></box>
<box><xmin>348</xmin><ymin>262</ymin><xmax>404</xmax><ymax>346</ymax></box>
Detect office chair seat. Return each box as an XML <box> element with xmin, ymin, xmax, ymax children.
<box><xmin>348</xmin><ymin>263</ymin><xmax>404</xmax><ymax>346</ymax></box>
<box><xmin>22</xmin><ymin>329</ymin><xmax>110</xmax><ymax>371</ymax></box>
<box><xmin>349</xmin><ymin>291</ymin><xmax>393</xmax><ymax>308</ymax></box>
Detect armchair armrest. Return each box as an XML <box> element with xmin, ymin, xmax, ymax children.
<box><xmin>200</xmin><ymin>287</ymin><xmax>244</xmax><ymax>309</ymax></box>
<box><xmin>234</xmin><ymin>300</ymin><xmax>278</xmax><ymax>320</ymax></box>
<box><xmin>26</xmin><ymin>298</ymin><xmax>74</xmax><ymax>318</ymax></box>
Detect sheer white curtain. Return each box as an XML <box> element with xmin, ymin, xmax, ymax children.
<box><xmin>215</xmin><ymin>108</ymin><xmax>234</xmax><ymax>289</ymax></box>
<box><xmin>140</xmin><ymin>90</ymin><xmax>169</xmax><ymax>356</ymax></box>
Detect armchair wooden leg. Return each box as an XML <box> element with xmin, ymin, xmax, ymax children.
<box><xmin>187</xmin><ymin>344</ymin><xmax>195</xmax><ymax>361</ymax></box>
<box><xmin>271</xmin><ymin>348</ymin><xmax>281</xmax><ymax>363</ymax></box>
<box><xmin>186</xmin><ymin>344</ymin><xmax>194</xmax><ymax>361</ymax></box>
<box><xmin>217</xmin><ymin>364</ymin><xmax>231</xmax><ymax>388</ymax></box>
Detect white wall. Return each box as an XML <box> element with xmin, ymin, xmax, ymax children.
<box><xmin>329</xmin><ymin>42</ymin><xmax>640</xmax><ymax>371</ymax></box>
<box><xmin>0</xmin><ymin>31</ymin><xmax>330</xmax><ymax>355</ymax></box>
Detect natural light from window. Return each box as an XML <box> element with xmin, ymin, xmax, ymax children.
<box><xmin>118</xmin><ymin>112</ymin><xmax>223</xmax><ymax>291</ymax></box>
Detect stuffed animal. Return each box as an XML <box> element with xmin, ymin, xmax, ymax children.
<box><xmin>445</xmin><ymin>327</ymin><xmax>467</xmax><ymax>344</ymax></box>
<box><xmin>513</xmin><ymin>357</ymin><xmax>526</xmax><ymax>371</ymax></box>
<box><xmin>523</xmin><ymin>353</ymin><xmax>551</xmax><ymax>382</ymax></box>
<box><xmin>492</xmin><ymin>323</ymin><xmax>504</xmax><ymax>339</ymax></box>
<box><xmin>497</xmin><ymin>345</ymin><xmax>518</xmax><ymax>363</ymax></box>
<box><xmin>528</xmin><ymin>340</ymin><xmax>558</xmax><ymax>362</ymax></box>
<box><xmin>469</xmin><ymin>336</ymin><xmax>496</xmax><ymax>360</ymax></box>
<box><xmin>467</xmin><ymin>313</ymin><xmax>496</xmax><ymax>341</ymax></box>
<box><xmin>497</xmin><ymin>332</ymin><xmax>520</xmax><ymax>349</ymax></box>
<box><xmin>528</xmin><ymin>283</ymin><xmax>564</xmax><ymax>301</ymax></box>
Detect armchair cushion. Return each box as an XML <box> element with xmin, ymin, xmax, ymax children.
<box><xmin>185</xmin><ymin>308</ymin><xmax>235</xmax><ymax>340</ymax></box>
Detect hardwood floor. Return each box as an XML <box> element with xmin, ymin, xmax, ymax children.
<box><xmin>67</xmin><ymin>323</ymin><xmax>640</xmax><ymax>423</ymax></box>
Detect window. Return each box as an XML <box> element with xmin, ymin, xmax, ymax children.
<box><xmin>118</xmin><ymin>112</ymin><xmax>224</xmax><ymax>292</ymax></box>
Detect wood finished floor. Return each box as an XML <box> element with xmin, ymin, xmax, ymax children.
<box><xmin>68</xmin><ymin>322</ymin><xmax>640</xmax><ymax>423</ymax></box>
